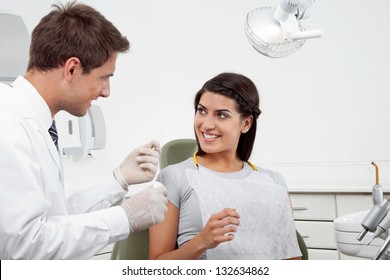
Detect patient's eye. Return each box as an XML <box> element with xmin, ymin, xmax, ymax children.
<box><xmin>197</xmin><ymin>106</ymin><xmax>206</xmax><ymax>114</ymax></box>
<box><xmin>217</xmin><ymin>112</ymin><xmax>228</xmax><ymax>119</ymax></box>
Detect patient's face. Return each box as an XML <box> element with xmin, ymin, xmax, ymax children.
<box><xmin>194</xmin><ymin>91</ymin><xmax>248</xmax><ymax>156</ymax></box>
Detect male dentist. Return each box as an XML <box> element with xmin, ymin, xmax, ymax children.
<box><xmin>0</xmin><ymin>1</ymin><xmax>167</xmax><ymax>259</ymax></box>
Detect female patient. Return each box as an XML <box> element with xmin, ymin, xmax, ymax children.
<box><xmin>149</xmin><ymin>72</ymin><xmax>301</xmax><ymax>260</ymax></box>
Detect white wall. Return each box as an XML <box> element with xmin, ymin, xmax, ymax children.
<box><xmin>1</xmin><ymin>0</ymin><xmax>389</xmax><ymax>192</ymax></box>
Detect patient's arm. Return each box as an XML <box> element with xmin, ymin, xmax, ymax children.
<box><xmin>149</xmin><ymin>201</ymin><xmax>205</xmax><ymax>260</ymax></box>
<box><xmin>149</xmin><ymin>204</ymin><xmax>239</xmax><ymax>260</ymax></box>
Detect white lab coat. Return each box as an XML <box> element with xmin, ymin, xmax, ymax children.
<box><xmin>0</xmin><ymin>77</ymin><xmax>129</xmax><ymax>259</ymax></box>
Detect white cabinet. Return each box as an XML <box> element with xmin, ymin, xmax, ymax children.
<box><xmin>336</xmin><ymin>194</ymin><xmax>373</xmax><ymax>217</ymax></box>
<box><xmin>290</xmin><ymin>194</ymin><xmax>336</xmax><ymax>220</ymax></box>
<box><xmin>290</xmin><ymin>193</ymin><xmax>339</xmax><ymax>259</ymax></box>
<box><xmin>308</xmin><ymin>249</ymin><xmax>340</xmax><ymax>260</ymax></box>
<box><xmin>289</xmin><ymin>192</ymin><xmax>390</xmax><ymax>260</ymax></box>
<box><xmin>295</xmin><ymin>220</ymin><xmax>337</xmax><ymax>249</ymax></box>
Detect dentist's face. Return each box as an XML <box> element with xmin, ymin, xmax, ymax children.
<box><xmin>194</xmin><ymin>91</ymin><xmax>248</xmax><ymax>156</ymax></box>
<box><xmin>64</xmin><ymin>53</ymin><xmax>116</xmax><ymax>117</ymax></box>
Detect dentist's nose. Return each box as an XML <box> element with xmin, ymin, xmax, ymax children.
<box><xmin>101</xmin><ymin>80</ymin><xmax>110</xmax><ymax>98</ymax></box>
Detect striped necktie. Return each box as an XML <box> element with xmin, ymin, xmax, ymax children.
<box><xmin>48</xmin><ymin>120</ymin><xmax>59</xmax><ymax>150</ymax></box>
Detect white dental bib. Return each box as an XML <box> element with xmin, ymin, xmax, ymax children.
<box><xmin>186</xmin><ymin>164</ymin><xmax>299</xmax><ymax>259</ymax></box>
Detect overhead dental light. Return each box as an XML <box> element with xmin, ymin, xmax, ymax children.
<box><xmin>245</xmin><ymin>0</ymin><xmax>323</xmax><ymax>58</ymax></box>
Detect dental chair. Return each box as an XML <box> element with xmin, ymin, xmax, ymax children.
<box><xmin>110</xmin><ymin>138</ymin><xmax>308</xmax><ymax>260</ymax></box>
<box><xmin>110</xmin><ymin>228</ymin><xmax>149</xmax><ymax>260</ymax></box>
<box><xmin>296</xmin><ymin>230</ymin><xmax>308</xmax><ymax>260</ymax></box>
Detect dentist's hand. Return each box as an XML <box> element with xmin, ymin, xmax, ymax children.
<box><xmin>120</xmin><ymin>182</ymin><xmax>168</xmax><ymax>233</ymax></box>
<box><xmin>114</xmin><ymin>140</ymin><xmax>161</xmax><ymax>188</ymax></box>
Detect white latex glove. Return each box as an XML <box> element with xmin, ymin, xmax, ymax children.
<box><xmin>120</xmin><ymin>182</ymin><xmax>168</xmax><ymax>233</ymax></box>
<box><xmin>113</xmin><ymin>140</ymin><xmax>161</xmax><ymax>188</ymax></box>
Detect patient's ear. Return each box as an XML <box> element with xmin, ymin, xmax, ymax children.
<box><xmin>241</xmin><ymin>116</ymin><xmax>253</xmax><ymax>133</ymax></box>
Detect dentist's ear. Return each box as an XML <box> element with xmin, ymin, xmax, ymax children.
<box><xmin>64</xmin><ymin>57</ymin><xmax>81</xmax><ymax>80</ymax></box>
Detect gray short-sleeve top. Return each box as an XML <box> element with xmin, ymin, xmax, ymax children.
<box><xmin>156</xmin><ymin>158</ymin><xmax>301</xmax><ymax>260</ymax></box>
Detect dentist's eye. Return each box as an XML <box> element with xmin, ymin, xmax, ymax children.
<box><xmin>102</xmin><ymin>75</ymin><xmax>112</xmax><ymax>82</ymax></box>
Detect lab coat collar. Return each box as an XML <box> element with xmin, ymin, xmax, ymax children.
<box><xmin>11</xmin><ymin>76</ymin><xmax>62</xmax><ymax>173</ymax></box>
<box><xmin>12</xmin><ymin>76</ymin><xmax>53</xmax><ymax>131</ymax></box>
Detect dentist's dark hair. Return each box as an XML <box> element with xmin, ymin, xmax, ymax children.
<box><xmin>27</xmin><ymin>1</ymin><xmax>129</xmax><ymax>74</ymax></box>
<box><xmin>194</xmin><ymin>72</ymin><xmax>261</xmax><ymax>161</ymax></box>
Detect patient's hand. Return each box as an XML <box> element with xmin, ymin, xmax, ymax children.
<box><xmin>196</xmin><ymin>208</ymin><xmax>240</xmax><ymax>250</ymax></box>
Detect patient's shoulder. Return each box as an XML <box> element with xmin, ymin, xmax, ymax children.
<box><xmin>259</xmin><ymin>167</ymin><xmax>287</xmax><ymax>188</ymax></box>
<box><xmin>158</xmin><ymin>158</ymin><xmax>195</xmax><ymax>185</ymax></box>
<box><xmin>160</xmin><ymin>157</ymin><xmax>195</xmax><ymax>174</ymax></box>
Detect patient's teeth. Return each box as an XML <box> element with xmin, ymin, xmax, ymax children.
<box><xmin>204</xmin><ymin>133</ymin><xmax>218</xmax><ymax>139</ymax></box>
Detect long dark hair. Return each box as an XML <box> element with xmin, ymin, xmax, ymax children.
<box><xmin>194</xmin><ymin>72</ymin><xmax>261</xmax><ymax>161</ymax></box>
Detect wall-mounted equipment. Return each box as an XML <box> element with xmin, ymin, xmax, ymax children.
<box><xmin>0</xmin><ymin>12</ymin><xmax>30</xmax><ymax>84</ymax></box>
<box><xmin>245</xmin><ymin>0</ymin><xmax>323</xmax><ymax>58</ymax></box>
<box><xmin>56</xmin><ymin>105</ymin><xmax>106</xmax><ymax>160</ymax></box>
